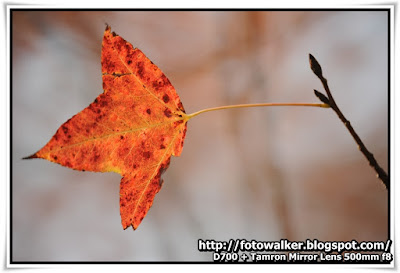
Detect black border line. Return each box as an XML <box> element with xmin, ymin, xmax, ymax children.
<box><xmin>387</xmin><ymin>8</ymin><xmax>391</xmax><ymax>242</ymax></box>
<box><xmin>10</xmin><ymin>7</ymin><xmax>13</xmax><ymax>265</ymax></box>
<box><xmin>8</xmin><ymin>8</ymin><xmax>392</xmax><ymax>12</ymax></box>
<box><xmin>9</xmin><ymin>7</ymin><xmax>392</xmax><ymax>265</ymax></box>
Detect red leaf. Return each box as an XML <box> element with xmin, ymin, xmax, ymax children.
<box><xmin>25</xmin><ymin>26</ymin><xmax>188</xmax><ymax>230</ymax></box>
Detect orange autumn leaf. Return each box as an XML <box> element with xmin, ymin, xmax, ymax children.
<box><xmin>25</xmin><ymin>26</ymin><xmax>188</xmax><ymax>230</ymax></box>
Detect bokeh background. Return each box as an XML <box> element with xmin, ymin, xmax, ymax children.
<box><xmin>12</xmin><ymin>10</ymin><xmax>389</xmax><ymax>261</ymax></box>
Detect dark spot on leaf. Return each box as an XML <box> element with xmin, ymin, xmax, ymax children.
<box><xmin>112</xmin><ymin>31</ymin><xmax>117</xmax><ymax>37</ymax></box>
<box><xmin>127</xmin><ymin>60</ymin><xmax>132</xmax><ymax>65</ymax></box>
<box><xmin>153</xmin><ymin>173</ymin><xmax>161</xmax><ymax>182</ymax></box>
<box><xmin>126</xmin><ymin>51</ymin><xmax>133</xmax><ymax>60</ymax></box>
<box><xmin>146</xmin><ymin>109</ymin><xmax>151</xmax><ymax>115</ymax></box>
<box><xmin>53</xmin><ymin>155</ymin><xmax>58</xmax><ymax>160</ymax></box>
<box><xmin>97</xmin><ymin>109</ymin><xmax>101</xmax><ymax>114</ymax></box>
<box><xmin>164</xmin><ymin>108</ymin><xmax>172</xmax><ymax>118</ymax></box>
<box><xmin>137</xmin><ymin>62</ymin><xmax>144</xmax><ymax>78</ymax></box>
<box><xmin>163</xmin><ymin>94</ymin><xmax>170</xmax><ymax>103</ymax></box>
<box><xmin>133</xmin><ymin>164</ymin><xmax>137</xmax><ymax>169</ymax></box>
<box><xmin>180</xmin><ymin>126</ymin><xmax>187</xmax><ymax>147</ymax></box>
<box><xmin>160</xmin><ymin>158</ymin><xmax>170</xmax><ymax>174</ymax></box>
<box><xmin>177</xmin><ymin>101</ymin><xmax>185</xmax><ymax>112</ymax></box>
<box><xmin>123</xmin><ymin>77</ymin><xmax>131</xmax><ymax>85</ymax></box>
<box><xmin>174</xmin><ymin>120</ymin><xmax>184</xmax><ymax>125</ymax></box>
<box><xmin>62</xmin><ymin>126</ymin><xmax>68</xmax><ymax>134</ymax></box>
<box><xmin>115</xmin><ymin>41</ymin><xmax>123</xmax><ymax>52</ymax></box>
<box><xmin>153</xmin><ymin>77</ymin><xmax>165</xmax><ymax>89</ymax></box>
<box><xmin>100</xmin><ymin>100</ymin><xmax>108</xmax><ymax>107</ymax></box>
<box><xmin>94</xmin><ymin>98</ymin><xmax>98</xmax><ymax>104</ymax></box>
<box><xmin>143</xmin><ymin>151</ymin><xmax>151</xmax><ymax>159</ymax></box>
<box><xmin>120</xmin><ymin>135</ymin><xmax>124</xmax><ymax>139</ymax></box>
<box><xmin>82</xmin><ymin>169</ymin><xmax>85</xmax><ymax>172</ymax></box>
<box><xmin>68</xmin><ymin>135</ymin><xmax>71</xmax><ymax>139</ymax></box>
<box><xmin>160</xmin><ymin>144</ymin><xmax>165</xmax><ymax>149</ymax></box>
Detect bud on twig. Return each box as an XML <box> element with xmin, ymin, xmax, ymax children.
<box><xmin>309</xmin><ymin>54</ymin><xmax>323</xmax><ymax>79</ymax></box>
<box><xmin>314</xmin><ymin>89</ymin><xmax>330</xmax><ymax>105</ymax></box>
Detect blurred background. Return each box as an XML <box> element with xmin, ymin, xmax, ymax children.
<box><xmin>12</xmin><ymin>10</ymin><xmax>388</xmax><ymax>261</ymax></box>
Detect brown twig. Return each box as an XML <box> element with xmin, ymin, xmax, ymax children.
<box><xmin>309</xmin><ymin>54</ymin><xmax>389</xmax><ymax>190</ymax></box>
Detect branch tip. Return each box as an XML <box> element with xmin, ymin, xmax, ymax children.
<box><xmin>309</xmin><ymin>53</ymin><xmax>323</xmax><ymax>79</ymax></box>
<box><xmin>314</xmin><ymin>89</ymin><xmax>330</xmax><ymax>105</ymax></box>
